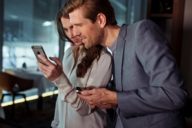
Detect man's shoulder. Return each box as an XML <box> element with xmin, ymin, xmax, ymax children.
<box><xmin>119</xmin><ymin>19</ymin><xmax>155</xmax><ymax>38</ymax></box>
<box><xmin>120</xmin><ymin>19</ymin><xmax>156</xmax><ymax>34</ymax></box>
<box><xmin>121</xmin><ymin>19</ymin><xmax>156</xmax><ymax>28</ymax></box>
<box><xmin>126</xmin><ymin>19</ymin><xmax>160</xmax><ymax>36</ymax></box>
<box><xmin>132</xmin><ymin>19</ymin><xmax>156</xmax><ymax>27</ymax></box>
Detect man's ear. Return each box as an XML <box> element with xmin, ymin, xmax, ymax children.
<box><xmin>96</xmin><ymin>13</ymin><xmax>106</xmax><ymax>28</ymax></box>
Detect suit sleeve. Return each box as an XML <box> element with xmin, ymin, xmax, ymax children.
<box><xmin>117</xmin><ymin>20</ymin><xmax>187</xmax><ymax>117</ymax></box>
<box><xmin>53</xmin><ymin>51</ymin><xmax>112</xmax><ymax>116</ymax></box>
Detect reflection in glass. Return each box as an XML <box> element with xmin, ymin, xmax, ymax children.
<box><xmin>3</xmin><ymin>0</ymin><xmax>60</xmax><ymax>69</ymax></box>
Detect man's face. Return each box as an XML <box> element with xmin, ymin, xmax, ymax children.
<box><xmin>69</xmin><ymin>7</ymin><xmax>104</xmax><ymax>48</ymax></box>
<box><xmin>61</xmin><ymin>17</ymin><xmax>82</xmax><ymax>46</ymax></box>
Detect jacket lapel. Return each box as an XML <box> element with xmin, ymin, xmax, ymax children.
<box><xmin>114</xmin><ymin>24</ymin><xmax>127</xmax><ymax>91</ymax></box>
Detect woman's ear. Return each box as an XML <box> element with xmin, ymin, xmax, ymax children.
<box><xmin>96</xmin><ymin>13</ymin><xmax>106</xmax><ymax>28</ymax></box>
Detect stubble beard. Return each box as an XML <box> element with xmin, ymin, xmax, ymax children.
<box><xmin>93</xmin><ymin>30</ymin><xmax>104</xmax><ymax>47</ymax></box>
<box><xmin>84</xmin><ymin>29</ymin><xmax>104</xmax><ymax>49</ymax></box>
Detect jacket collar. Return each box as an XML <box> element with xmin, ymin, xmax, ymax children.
<box><xmin>114</xmin><ymin>24</ymin><xmax>127</xmax><ymax>91</ymax></box>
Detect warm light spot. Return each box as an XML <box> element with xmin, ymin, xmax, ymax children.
<box><xmin>1</xmin><ymin>90</ymin><xmax>58</xmax><ymax>107</ymax></box>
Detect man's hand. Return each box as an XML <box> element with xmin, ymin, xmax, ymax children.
<box><xmin>37</xmin><ymin>55</ymin><xmax>63</xmax><ymax>81</ymax></box>
<box><xmin>78</xmin><ymin>88</ymin><xmax>117</xmax><ymax>109</ymax></box>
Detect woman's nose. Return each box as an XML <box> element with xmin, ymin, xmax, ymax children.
<box><xmin>71</xmin><ymin>26</ymin><xmax>80</xmax><ymax>37</ymax></box>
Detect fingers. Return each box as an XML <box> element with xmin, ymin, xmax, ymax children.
<box><xmin>78</xmin><ymin>93</ymin><xmax>95</xmax><ymax>107</ymax></box>
<box><xmin>79</xmin><ymin>93</ymin><xmax>113</xmax><ymax>109</ymax></box>
<box><xmin>78</xmin><ymin>88</ymin><xmax>116</xmax><ymax>109</ymax></box>
<box><xmin>38</xmin><ymin>54</ymin><xmax>53</xmax><ymax>66</ymax></box>
<box><xmin>80</xmin><ymin>89</ymin><xmax>95</xmax><ymax>96</ymax></box>
<box><xmin>49</xmin><ymin>57</ymin><xmax>62</xmax><ymax>67</ymax></box>
<box><xmin>78</xmin><ymin>94</ymin><xmax>92</xmax><ymax>102</ymax></box>
<box><xmin>37</xmin><ymin>56</ymin><xmax>63</xmax><ymax>81</ymax></box>
<box><xmin>79</xmin><ymin>89</ymin><xmax>100</xmax><ymax>106</ymax></box>
<box><xmin>78</xmin><ymin>89</ymin><xmax>96</xmax><ymax>103</ymax></box>
<box><xmin>38</xmin><ymin>62</ymin><xmax>49</xmax><ymax>73</ymax></box>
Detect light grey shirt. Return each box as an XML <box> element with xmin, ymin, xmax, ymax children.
<box><xmin>51</xmin><ymin>46</ymin><xmax>112</xmax><ymax>128</ymax></box>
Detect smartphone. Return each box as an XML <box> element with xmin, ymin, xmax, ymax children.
<box><xmin>31</xmin><ymin>45</ymin><xmax>48</xmax><ymax>63</ymax></box>
<box><xmin>75</xmin><ymin>87</ymin><xmax>82</xmax><ymax>94</ymax></box>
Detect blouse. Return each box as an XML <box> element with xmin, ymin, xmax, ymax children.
<box><xmin>51</xmin><ymin>46</ymin><xmax>112</xmax><ymax>128</ymax></box>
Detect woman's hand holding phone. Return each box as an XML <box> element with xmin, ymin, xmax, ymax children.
<box><xmin>38</xmin><ymin>55</ymin><xmax>63</xmax><ymax>81</ymax></box>
<box><xmin>32</xmin><ymin>45</ymin><xmax>63</xmax><ymax>81</ymax></box>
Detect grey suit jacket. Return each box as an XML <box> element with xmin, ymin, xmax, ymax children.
<box><xmin>113</xmin><ymin>20</ymin><xmax>187</xmax><ymax>128</ymax></box>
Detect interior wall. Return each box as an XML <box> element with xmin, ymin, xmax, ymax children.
<box><xmin>181</xmin><ymin>0</ymin><xmax>192</xmax><ymax>97</ymax></box>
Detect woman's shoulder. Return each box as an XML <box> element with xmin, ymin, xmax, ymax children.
<box><xmin>65</xmin><ymin>47</ymin><xmax>73</xmax><ymax>56</ymax></box>
<box><xmin>94</xmin><ymin>47</ymin><xmax>112</xmax><ymax>64</ymax></box>
<box><xmin>63</xmin><ymin>47</ymin><xmax>74</xmax><ymax>66</ymax></box>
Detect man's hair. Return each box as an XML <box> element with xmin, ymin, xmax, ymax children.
<box><xmin>64</xmin><ymin>0</ymin><xmax>117</xmax><ymax>25</ymax></box>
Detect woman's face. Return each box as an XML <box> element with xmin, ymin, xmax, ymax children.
<box><xmin>61</xmin><ymin>17</ymin><xmax>82</xmax><ymax>46</ymax></box>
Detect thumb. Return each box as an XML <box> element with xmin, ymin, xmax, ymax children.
<box><xmin>80</xmin><ymin>90</ymin><xmax>94</xmax><ymax>96</ymax></box>
<box><xmin>49</xmin><ymin>57</ymin><xmax>62</xmax><ymax>66</ymax></box>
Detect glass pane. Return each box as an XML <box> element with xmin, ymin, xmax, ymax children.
<box><xmin>3</xmin><ymin>0</ymin><xmax>60</xmax><ymax>69</ymax></box>
<box><xmin>110</xmin><ymin>0</ymin><xmax>127</xmax><ymax>25</ymax></box>
<box><xmin>110</xmin><ymin>0</ymin><xmax>147</xmax><ymax>24</ymax></box>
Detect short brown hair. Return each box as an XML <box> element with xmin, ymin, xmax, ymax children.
<box><xmin>64</xmin><ymin>0</ymin><xmax>117</xmax><ymax>25</ymax></box>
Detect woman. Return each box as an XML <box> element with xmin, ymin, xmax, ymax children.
<box><xmin>38</xmin><ymin>8</ymin><xmax>112</xmax><ymax>128</ymax></box>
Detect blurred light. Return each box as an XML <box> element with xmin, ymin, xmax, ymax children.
<box><xmin>9</xmin><ymin>14</ymin><xmax>18</xmax><ymax>19</ymax></box>
<box><xmin>1</xmin><ymin>90</ymin><xmax>58</xmax><ymax>107</ymax></box>
<box><xmin>42</xmin><ymin>92</ymin><xmax>54</xmax><ymax>97</ymax></box>
<box><xmin>53</xmin><ymin>90</ymin><xmax>58</xmax><ymax>94</ymax></box>
<box><xmin>42</xmin><ymin>21</ymin><xmax>52</xmax><ymax>27</ymax></box>
<box><xmin>42</xmin><ymin>90</ymin><xmax>58</xmax><ymax>97</ymax></box>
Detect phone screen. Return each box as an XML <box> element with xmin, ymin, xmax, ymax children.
<box><xmin>31</xmin><ymin>45</ymin><xmax>47</xmax><ymax>63</ymax></box>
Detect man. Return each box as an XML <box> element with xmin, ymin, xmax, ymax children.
<box><xmin>63</xmin><ymin>0</ymin><xmax>187</xmax><ymax>128</ymax></box>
